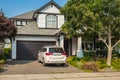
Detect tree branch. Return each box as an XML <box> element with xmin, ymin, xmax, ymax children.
<box><xmin>112</xmin><ymin>40</ymin><xmax>120</xmax><ymax>48</ymax></box>
<box><xmin>99</xmin><ymin>37</ymin><xmax>109</xmax><ymax>48</ymax></box>
<box><xmin>98</xmin><ymin>34</ymin><xmax>108</xmax><ymax>48</ymax></box>
<box><xmin>87</xmin><ymin>27</ymin><xmax>95</xmax><ymax>31</ymax></box>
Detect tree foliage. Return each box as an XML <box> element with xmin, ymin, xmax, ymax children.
<box><xmin>0</xmin><ymin>14</ymin><xmax>17</xmax><ymax>41</ymax></box>
<box><xmin>61</xmin><ymin>0</ymin><xmax>120</xmax><ymax>66</ymax></box>
<box><xmin>0</xmin><ymin>13</ymin><xmax>17</xmax><ymax>54</ymax></box>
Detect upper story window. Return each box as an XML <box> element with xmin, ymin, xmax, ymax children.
<box><xmin>16</xmin><ymin>21</ymin><xmax>21</xmax><ymax>26</ymax></box>
<box><xmin>22</xmin><ymin>21</ymin><xmax>27</xmax><ymax>26</ymax></box>
<box><xmin>46</xmin><ymin>15</ymin><xmax>57</xmax><ymax>28</ymax></box>
<box><xmin>15</xmin><ymin>20</ymin><xmax>27</xmax><ymax>26</ymax></box>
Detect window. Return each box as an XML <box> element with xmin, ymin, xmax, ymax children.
<box><xmin>46</xmin><ymin>15</ymin><xmax>57</xmax><ymax>28</ymax></box>
<box><xmin>16</xmin><ymin>21</ymin><xmax>21</xmax><ymax>26</ymax></box>
<box><xmin>16</xmin><ymin>20</ymin><xmax>27</xmax><ymax>26</ymax></box>
<box><xmin>22</xmin><ymin>21</ymin><xmax>27</xmax><ymax>26</ymax></box>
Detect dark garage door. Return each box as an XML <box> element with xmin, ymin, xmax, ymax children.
<box><xmin>17</xmin><ymin>41</ymin><xmax>56</xmax><ymax>60</ymax></box>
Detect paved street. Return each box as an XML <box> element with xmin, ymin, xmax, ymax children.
<box><xmin>0</xmin><ymin>72</ymin><xmax>120</xmax><ymax>80</ymax></box>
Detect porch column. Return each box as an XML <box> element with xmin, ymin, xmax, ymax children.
<box><xmin>56</xmin><ymin>38</ymin><xmax>59</xmax><ymax>47</ymax></box>
<box><xmin>60</xmin><ymin>35</ymin><xmax>64</xmax><ymax>48</ymax></box>
<box><xmin>77</xmin><ymin>37</ymin><xmax>83</xmax><ymax>58</ymax></box>
<box><xmin>12</xmin><ymin>38</ymin><xmax>16</xmax><ymax>59</ymax></box>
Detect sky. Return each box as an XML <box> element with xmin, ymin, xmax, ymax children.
<box><xmin>0</xmin><ymin>0</ymin><xmax>67</xmax><ymax>18</ymax></box>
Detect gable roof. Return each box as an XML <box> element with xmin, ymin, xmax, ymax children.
<box><xmin>35</xmin><ymin>0</ymin><xmax>61</xmax><ymax>13</ymax></box>
<box><xmin>11</xmin><ymin>0</ymin><xmax>61</xmax><ymax>20</ymax></box>
<box><xmin>11</xmin><ymin>10</ymin><xmax>35</xmax><ymax>20</ymax></box>
<box><xmin>17</xmin><ymin>21</ymin><xmax>60</xmax><ymax>36</ymax></box>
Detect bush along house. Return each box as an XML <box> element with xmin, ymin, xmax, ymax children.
<box><xmin>11</xmin><ymin>0</ymin><xmax>84</xmax><ymax>60</ymax></box>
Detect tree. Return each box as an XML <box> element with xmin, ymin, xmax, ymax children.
<box><xmin>0</xmin><ymin>11</ymin><xmax>17</xmax><ymax>54</ymax></box>
<box><xmin>61</xmin><ymin>0</ymin><xmax>120</xmax><ymax>66</ymax></box>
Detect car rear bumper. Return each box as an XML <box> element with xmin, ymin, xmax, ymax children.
<box><xmin>45</xmin><ymin>59</ymin><xmax>66</xmax><ymax>64</ymax></box>
<box><xmin>48</xmin><ymin>60</ymin><xmax>66</xmax><ymax>64</ymax></box>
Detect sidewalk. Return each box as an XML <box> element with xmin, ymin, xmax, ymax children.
<box><xmin>1</xmin><ymin>72</ymin><xmax>120</xmax><ymax>80</ymax></box>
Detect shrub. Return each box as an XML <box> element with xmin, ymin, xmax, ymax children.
<box><xmin>0</xmin><ymin>48</ymin><xmax>11</xmax><ymax>61</ymax></box>
<box><xmin>0</xmin><ymin>65</ymin><xmax>3</xmax><ymax>71</ymax></box>
<box><xmin>0</xmin><ymin>54</ymin><xmax>7</xmax><ymax>61</ymax></box>
<box><xmin>67</xmin><ymin>56</ymin><xmax>81</xmax><ymax>62</ymax></box>
<box><xmin>0</xmin><ymin>59</ymin><xmax>5</xmax><ymax>64</ymax></box>
<box><xmin>0</xmin><ymin>54</ymin><xmax>4</xmax><ymax>60</ymax></box>
<box><xmin>75</xmin><ymin>59</ymin><xmax>87</xmax><ymax>68</ymax></box>
<box><xmin>0</xmin><ymin>60</ymin><xmax>4</xmax><ymax>72</ymax></box>
<box><xmin>82</xmin><ymin>56</ymin><xmax>93</xmax><ymax>61</ymax></box>
<box><xmin>83</xmin><ymin>50</ymin><xmax>96</xmax><ymax>61</ymax></box>
<box><xmin>67</xmin><ymin>56</ymin><xmax>120</xmax><ymax>72</ymax></box>
<box><xmin>67</xmin><ymin>56</ymin><xmax>80</xmax><ymax>67</ymax></box>
<box><xmin>112</xmin><ymin>58</ymin><xmax>120</xmax><ymax>70</ymax></box>
<box><xmin>96</xmin><ymin>58</ymin><xmax>109</xmax><ymax>69</ymax></box>
<box><xmin>112</xmin><ymin>50</ymin><xmax>120</xmax><ymax>58</ymax></box>
<box><xmin>81</xmin><ymin>62</ymin><xmax>99</xmax><ymax>72</ymax></box>
<box><xmin>4</xmin><ymin>48</ymin><xmax>11</xmax><ymax>59</ymax></box>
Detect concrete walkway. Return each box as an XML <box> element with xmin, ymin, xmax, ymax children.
<box><xmin>1</xmin><ymin>72</ymin><xmax>120</xmax><ymax>80</ymax></box>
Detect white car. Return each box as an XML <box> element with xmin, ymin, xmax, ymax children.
<box><xmin>38</xmin><ymin>46</ymin><xmax>67</xmax><ymax>66</ymax></box>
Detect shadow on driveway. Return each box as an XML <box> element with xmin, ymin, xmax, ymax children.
<box><xmin>1</xmin><ymin>60</ymin><xmax>82</xmax><ymax>74</ymax></box>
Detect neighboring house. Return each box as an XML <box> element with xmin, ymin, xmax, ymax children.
<box><xmin>11</xmin><ymin>0</ymin><xmax>84</xmax><ymax>60</ymax></box>
<box><xmin>4</xmin><ymin>39</ymin><xmax>11</xmax><ymax>48</ymax></box>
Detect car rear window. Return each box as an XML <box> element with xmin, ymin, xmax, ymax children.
<box><xmin>49</xmin><ymin>48</ymin><xmax>64</xmax><ymax>53</ymax></box>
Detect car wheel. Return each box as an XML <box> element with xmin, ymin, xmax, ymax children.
<box><xmin>42</xmin><ymin>58</ymin><xmax>46</xmax><ymax>66</ymax></box>
<box><xmin>38</xmin><ymin>60</ymin><xmax>40</xmax><ymax>63</ymax></box>
<box><xmin>38</xmin><ymin>60</ymin><xmax>41</xmax><ymax>63</ymax></box>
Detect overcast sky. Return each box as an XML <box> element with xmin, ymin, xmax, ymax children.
<box><xmin>0</xmin><ymin>0</ymin><xmax>67</xmax><ymax>18</ymax></box>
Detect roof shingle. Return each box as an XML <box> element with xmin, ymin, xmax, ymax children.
<box><xmin>12</xmin><ymin>10</ymin><xmax>35</xmax><ymax>19</ymax></box>
<box><xmin>17</xmin><ymin>21</ymin><xmax>60</xmax><ymax>36</ymax></box>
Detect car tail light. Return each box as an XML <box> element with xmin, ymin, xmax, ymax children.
<box><xmin>46</xmin><ymin>52</ymin><xmax>52</xmax><ymax>56</ymax></box>
<box><xmin>62</xmin><ymin>52</ymin><xmax>66</xmax><ymax>55</ymax></box>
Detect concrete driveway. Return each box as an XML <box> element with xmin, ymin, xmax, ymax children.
<box><xmin>0</xmin><ymin>60</ymin><xmax>81</xmax><ymax>74</ymax></box>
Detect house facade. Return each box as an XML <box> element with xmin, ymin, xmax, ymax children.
<box><xmin>11</xmin><ymin>0</ymin><xmax>82</xmax><ymax>60</ymax></box>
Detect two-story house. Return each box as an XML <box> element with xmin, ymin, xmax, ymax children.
<box><xmin>11</xmin><ymin>0</ymin><xmax>83</xmax><ymax>60</ymax></box>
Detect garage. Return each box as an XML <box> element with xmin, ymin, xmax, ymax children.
<box><xmin>17</xmin><ymin>41</ymin><xmax>56</xmax><ymax>60</ymax></box>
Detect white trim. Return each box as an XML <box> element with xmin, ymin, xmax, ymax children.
<box><xmin>60</xmin><ymin>35</ymin><xmax>64</xmax><ymax>48</ymax></box>
<box><xmin>72</xmin><ymin>38</ymin><xmax>77</xmax><ymax>55</ymax></box>
<box><xmin>77</xmin><ymin>37</ymin><xmax>83</xmax><ymax>58</ymax></box>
